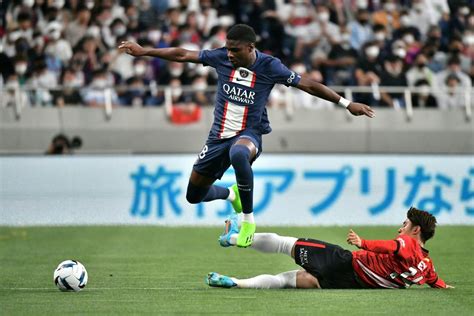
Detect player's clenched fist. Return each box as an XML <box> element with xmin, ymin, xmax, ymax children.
<box><xmin>347</xmin><ymin>229</ymin><xmax>362</xmax><ymax>248</ymax></box>
<box><xmin>118</xmin><ymin>41</ymin><xmax>146</xmax><ymax>56</ymax></box>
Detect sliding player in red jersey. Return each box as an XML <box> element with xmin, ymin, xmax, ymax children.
<box><xmin>207</xmin><ymin>207</ymin><xmax>453</xmax><ymax>289</ymax></box>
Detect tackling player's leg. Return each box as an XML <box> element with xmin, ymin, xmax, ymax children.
<box><xmin>206</xmin><ymin>270</ymin><xmax>319</xmax><ymax>289</ymax></box>
<box><xmin>218</xmin><ymin>216</ymin><xmax>297</xmax><ymax>257</ymax></box>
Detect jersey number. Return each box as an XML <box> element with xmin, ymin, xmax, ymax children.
<box><xmin>199</xmin><ymin>145</ymin><xmax>208</xmax><ymax>159</ymax></box>
<box><xmin>390</xmin><ymin>262</ymin><xmax>426</xmax><ymax>287</ymax></box>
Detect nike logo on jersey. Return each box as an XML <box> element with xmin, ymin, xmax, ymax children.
<box><xmin>229</xmin><ymin>67</ymin><xmax>256</xmax><ymax>88</ymax></box>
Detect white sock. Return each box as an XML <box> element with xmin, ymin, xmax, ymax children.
<box><xmin>242</xmin><ymin>213</ymin><xmax>254</xmax><ymax>224</ymax></box>
<box><xmin>251</xmin><ymin>233</ymin><xmax>297</xmax><ymax>256</ymax></box>
<box><xmin>226</xmin><ymin>187</ymin><xmax>235</xmax><ymax>201</ymax></box>
<box><xmin>228</xmin><ymin>232</ymin><xmax>296</xmax><ymax>252</ymax></box>
<box><xmin>233</xmin><ymin>270</ymin><xmax>298</xmax><ymax>289</ymax></box>
<box><xmin>229</xmin><ymin>233</ymin><xmax>238</xmax><ymax>245</ymax></box>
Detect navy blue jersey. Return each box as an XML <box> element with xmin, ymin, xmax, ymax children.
<box><xmin>199</xmin><ymin>48</ymin><xmax>301</xmax><ymax>139</ymax></box>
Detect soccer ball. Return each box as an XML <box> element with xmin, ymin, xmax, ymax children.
<box><xmin>53</xmin><ymin>260</ymin><xmax>88</xmax><ymax>292</ymax></box>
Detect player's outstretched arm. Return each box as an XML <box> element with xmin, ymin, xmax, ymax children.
<box><xmin>347</xmin><ymin>229</ymin><xmax>399</xmax><ymax>253</ymax></box>
<box><xmin>347</xmin><ymin>229</ymin><xmax>362</xmax><ymax>248</ymax></box>
<box><xmin>296</xmin><ymin>76</ymin><xmax>375</xmax><ymax>118</ymax></box>
<box><xmin>118</xmin><ymin>41</ymin><xmax>201</xmax><ymax>63</ymax></box>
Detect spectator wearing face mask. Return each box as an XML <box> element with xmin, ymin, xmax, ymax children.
<box><xmin>285</xmin><ymin>62</ymin><xmax>314</xmax><ymax>109</ymax></box>
<box><xmin>1</xmin><ymin>54</ymin><xmax>30</xmax><ymax>107</ymax></box>
<box><xmin>391</xmin><ymin>40</ymin><xmax>408</xmax><ymax>61</ymax></box>
<box><xmin>119</xmin><ymin>76</ymin><xmax>149</xmax><ymax>107</ymax></box>
<box><xmin>449</xmin><ymin>5</ymin><xmax>471</xmax><ymax>37</ymax></box>
<box><xmin>354</xmin><ymin>41</ymin><xmax>383</xmax><ymax>106</ymax></box>
<box><xmin>324</xmin><ymin>30</ymin><xmax>358</xmax><ymax>86</ymax></box>
<box><xmin>411</xmin><ymin>79</ymin><xmax>438</xmax><ymax>108</ymax></box>
<box><xmin>82</xmin><ymin>69</ymin><xmax>118</xmax><ymax>107</ymax></box>
<box><xmin>191</xmin><ymin>75</ymin><xmax>212</xmax><ymax>106</ymax></box>
<box><xmin>372</xmin><ymin>23</ymin><xmax>391</xmax><ymax>59</ymax></box>
<box><xmin>53</xmin><ymin>68</ymin><xmax>84</xmax><ymax>107</ymax></box>
<box><xmin>12</xmin><ymin>55</ymin><xmax>29</xmax><ymax>85</ymax></box>
<box><xmin>445</xmin><ymin>37</ymin><xmax>471</xmax><ymax>75</ymax></box>
<box><xmin>419</xmin><ymin>27</ymin><xmax>446</xmax><ymax>73</ymax></box>
<box><xmin>77</xmin><ymin>35</ymin><xmax>103</xmax><ymax>82</ymax></box>
<box><xmin>372</xmin><ymin>0</ymin><xmax>401</xmax><ymax>33</ymax></box>
<box><xmin>167</xmin><ymin>77</ymin><xmax>201</xmax><ymax>124</ymax></box>
<box><xmin>393</xmin><ymin>10</ymin><xmax>421</xmax><ymax>43</ymax></box>
<box><xmin>436</xmin><ymin>73</ymin><xmax>467</xmax><ymax>109</ymax></box>
<box><xmin>118</xmin><ymin>58</ymin><xmax>152</xmax><ymax>106</ymax></box>
<box><xmin>297</xmin><ymin>4</ymin><xmax>341</xmax><ymax>63</ymax></box>
<box><xmin>380</xmin><ymin>55</ymin><xmax>408</xmax><ymax>108</ymax></box>
<box><xmin>406</xmin><ymin>53</ymin><xmax>436</xmax><ymax>87</ymax></box>
<box><xmin>407</xmin><ymin>0</ymin><xmax>432</xmax><ymax>36</ymax></box>
<box><xmin>65</xmin><ymin>5</ymin><xmax>91</xmax><ymax>48</ymax></box>
<box><xmin>279</xmin><ymin>0</ymin><xmax>315</xmax><ymax>41</ymax></box>
<box><xmin>44</xmin><ymin>21</ymin><xmax>73</xmax><ymax>65</ymax></box>
<box><xmin>347</xmin><ymin>8</ymin><xmax>373</xmax><ymax>50</ymax></box>
<box><xmin>159</xmin><ymin>59</ymin><xmax>192</xmax><ymax>85</ymax></box>
<box><xmin>27</xmin><ymin>59</ymin><xmax>58</xmax><ymax>106</ymax></box>
<box><xmin>425</xmin><ymin>0</ymin><xmax>450</xmax><ymax>26</ymax></box>
<box><xmin>7</xmin><ymin>10</ymin><xmax>34</xmax><ymax>51</ymax></box>
<box><xmin>435</xmin><ymin>55</ymin><xmax>472</xmax><ymax>91</ymax></box>
<box><xmin>109</xmin><ymin>18</ymin><xmax>128</xmax><ymax>47</ymax></box>
<box><xmin>68</xmin><ymin>52</ymin><xmax>87</xmax><ymax>87</ymax></box>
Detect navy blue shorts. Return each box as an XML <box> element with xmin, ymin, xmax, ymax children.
<box><xmin>192</xmin><ymin>129</ymin><xmax>262</xmax><ymax>180</ymax></box>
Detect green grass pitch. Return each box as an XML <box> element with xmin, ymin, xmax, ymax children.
<box><xmin>1</xmin><ymin>226</ymin><xmax>473</xmax><ymax>315</ymax></box>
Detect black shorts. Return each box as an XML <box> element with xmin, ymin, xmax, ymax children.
<box><xmin>294</xmin><ymin>238</ymin><xmax>363</xmax><ymax>289</ymax></box>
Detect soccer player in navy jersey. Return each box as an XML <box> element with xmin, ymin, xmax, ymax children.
<box><xmin>207</xmin><ymin>207</ymin><xmax>453</xmax><ymax>289</ymax></box>
<box><xmin>119</xmin><ymin>24</ymin><xmax>375</xmax><ymax>247</ymax></box>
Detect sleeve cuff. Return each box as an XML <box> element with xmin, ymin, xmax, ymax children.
<box><xmin>394</xmin><ymin>239</ymin><xmax>401</xmax><ymax>255</ymax></box>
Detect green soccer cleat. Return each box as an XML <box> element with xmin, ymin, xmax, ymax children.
<box><xmin>206</xmin><ymin>272</ymin><xmax>237</xmax><ymax>288</ymax></box>
<box><xmin>229</xmin><ymin>184</ymin><xmax>242</xmax><ymax>213</ymax></box>
<box><xmin>236</xmin><ymin>221</ymin><xmax>256</xmax><ymax>248</ymax></box>
<box><xmin>218</xmin><ymin>214</ymin><xmax>239</xmax><ymax>247</ymax></box>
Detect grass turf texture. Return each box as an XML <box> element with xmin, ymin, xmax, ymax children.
<box><xmin>0</xmin><ymin>226</ymin><xmax>472</xmax><ymax>315</ymax></box>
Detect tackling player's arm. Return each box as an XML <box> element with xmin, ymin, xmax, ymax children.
<box><xmin>425</xmin><ymin>259</ymin><xmax>453</xmax><ymax>289</ymax></box>
<box><xmin>118</xmin><ymin>41</ymin><xmax>201</xmax><ymax>63</ymax></box>
<box><xmin>348</xmin><ymin>229</ymin><xmax>454</xmax><ymax>289</ymax></box>
<box><xmin>347</xmin><ymin>229</ymin><xmax>398</xmax><ymax>253</ymax></box>
<box><xmin>296</xmin><ymin>76</ymin><xmax>375</xmax><ymax>118</ymax></box>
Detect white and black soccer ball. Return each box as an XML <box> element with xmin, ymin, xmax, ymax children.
<box><xmin>53</xmin><ymin>260</ymin><xmax>88</xmax><ymax>292</ymax></box>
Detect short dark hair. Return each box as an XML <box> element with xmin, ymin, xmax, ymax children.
<box><xmin>407</xmin><ymin>207</ymin><xmax>437</xmax><ymax>243</ymax></box>
<box><xmin>447</xmin><ymin>55</ymin><xmax>461</xmax><ymax>66</ymax></box>
<box><xmin>226</xmin><ymin>24</ymin><xmax>257</xmax><ymax>43</ymax></box>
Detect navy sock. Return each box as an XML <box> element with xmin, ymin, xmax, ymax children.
<box><xmin>186</xmin><ymin>182</ymin><xmax>229</xmax><ymax>204</ymax></box>
<box><xmin>203</xmin><ymin>185</ymin><xmax>229</xmax><ymax>202</ymax></box>
<box><xmin>229</xmin><ymin>144</ymin><xmax>253</xmax><ymax>213</ymax></box>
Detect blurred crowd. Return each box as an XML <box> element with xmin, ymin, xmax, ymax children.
<box><xmin>0</xmin><ymin>0</ymin><xmax>472</xmax><ymax>110</ymax></box>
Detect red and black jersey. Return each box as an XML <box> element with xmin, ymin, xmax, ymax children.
<box><xmin>352</xmin><ymin>234</ymin><xmax>446</xmax><ymax>289</ymax></box>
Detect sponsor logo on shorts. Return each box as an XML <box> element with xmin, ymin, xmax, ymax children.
<box><xmin>299</xmin><ymin>248</ymin><xmax>308</xmax><ymax>265</ymax></box>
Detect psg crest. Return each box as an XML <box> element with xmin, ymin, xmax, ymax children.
<box><xmin>239</xmin><ymin>70</ymin><xmax>249</xmax><ymax>78</ymax></box>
